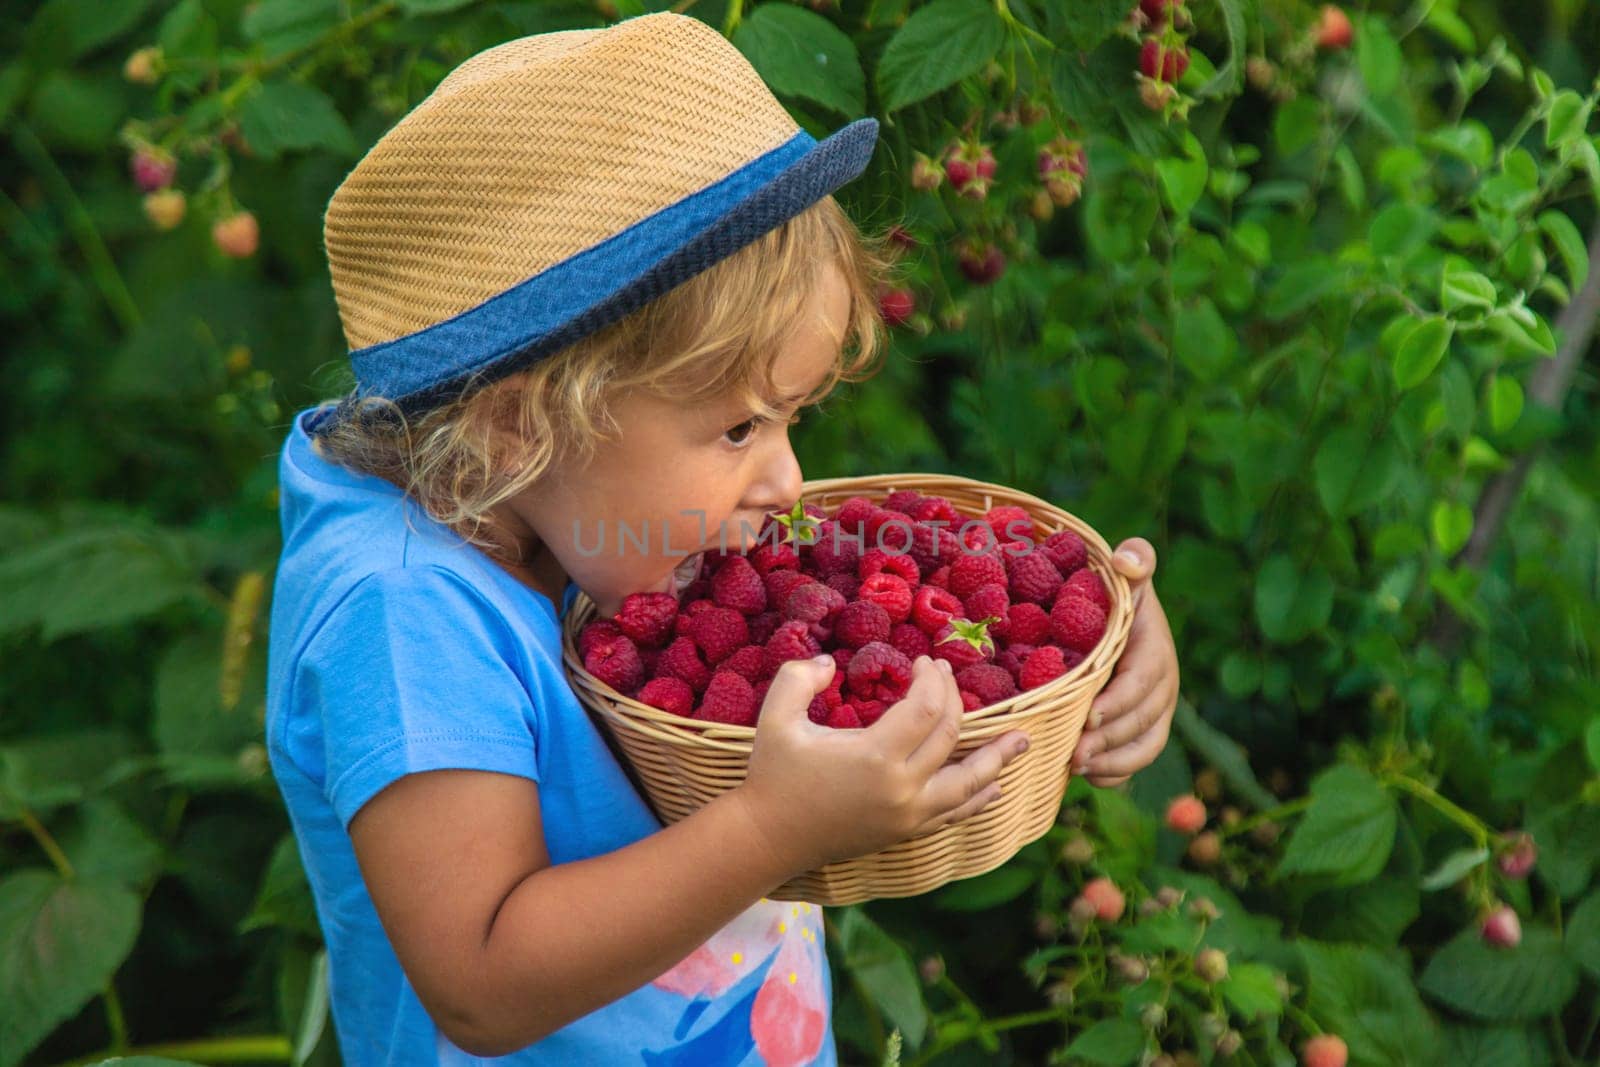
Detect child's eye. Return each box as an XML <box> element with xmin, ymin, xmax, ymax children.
<box><xmin>724</xmin><ymin>417</ymin><xmax>762</xmax><ymax>446</ymax></box>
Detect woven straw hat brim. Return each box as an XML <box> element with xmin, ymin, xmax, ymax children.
<box><xmin>313</xmin><ymin>115</ymin><xmax>878</xmax><ymax>434</ymax></box>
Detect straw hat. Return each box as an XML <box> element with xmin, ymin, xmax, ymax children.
<box><xmin>317</xmin><ymin>11</ymin><xmax>879</xmax><ymax>423</ymax></box>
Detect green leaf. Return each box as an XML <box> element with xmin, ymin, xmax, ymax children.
<box><xmin>1486</xmin><ymin>375</ymin><xmax>1523</xmax><ymax>434</ymax></box>
<box><xmin>1537</xmin><ymin>210</ymin><xmax>1588</xmax><ymax>290</ymax></box>
<box><xmin>1277</xmin><ymin>764</ymin><xmax>1396</xmax><ymax>885</ymax></box>
<box><xmin>0</xmin><ymin>870</ymin><xmax>142</xmax><ymax>1067</ymax></box>
<box><xmin>1567</xmin><ymin>891</ymin><xmax>1600</xmax><ymax>980</ymax></box>
<box><xmin>1273</xmin><ymin>96</ymin><xmax>1323</xmax><ymax>157</ymax></box>
<box><xmin>1528</xmin><ymin>802</ymin><xmax>1600</xmax><ymax>899</ymax></box>
<box><xmin>1220</xmin><ymin>962</ymin><xmax>1283</xmax><ymax>1023</ymax></box>
<box><xmin>238</xmin><ymin>80</ymin><xmax>358</xmax><ymax>160</ymax></box>
<box><xmin>1357</xmin><ymin>16</ymin><xmax>1403</xmax><ymax>98</ymax></box>
<box><xmin>1420</xmin><ymin>847</ymin><xmax>1490</xmax><ymax>891</ymax></box>
<box><xmin>1313</xmin><ymin>426</ymin><xmax>1402</xmax><ymax>517</ymax></box>
<box><xmin>1423</xmin><ymin>122</ymin><xmax>1493</xmax><ymax>169</ymax></box>
<box><xmin>833</xmin><ymin>906</ymin><xmax>929</xmax><ymax>1050</ymax></box>
<box><xmin>1486</xmin><ymin>306</ymin><xmax>1556</xmax><ymax>356</ymax></box>
<box><xmin>1586</xmin><ymin>717</ymin><xmax>1600</xmax><ymax>774</ymax></box>
<box><xmin>1171</xmin><ymin>297</ymin><xmax>1236</xmax><ymax>382</ymax></box>
<box><xmin>239</xmin><ymin>835</ymin><xmax>321</xmax><ymax>938</ymax></box>
<box><xmin>733</xmin><ymin>5</ymin><xmax>864</xmax><ymax>118</ymax></box>
<box><xmin>1419</xmin><ymin>925</ymin><xmax>1579</xmax><ymax>1021</ymax></box>
<box><xmin>1062</xmin><ymin>1018</ymin><xmax>1145</xmax><ymax>1065</ymax></box>
<box><xmin>1195</xmin><ymin>0</ymin><xmax>1247</xmax><ymax>98</ymax></box>
<box><xmin>1431</xmin><ymin>500</ymin><xmax>1473</xmax><ymax>556</ymax></box>
<box><xmin>0</xmin><ymin>524</ymin><xmax>199</xmax><ymax>642</ymax></box>
<box><xmin>928</xmin><ymin>863</ymin><xmax>1036</xmax><ymax>911</ymax></box>
<box><xmin>1440</xmin><ymin>1024</ymin><xmax>1548</xmax><ymax>1067</ymax></box>
<box><xmin>1300</xmin><ymin>941</ymin><xmax>1441</xmax><ymax>1065</ymax></box>
<box><xmin>1253</xmin><ymin>553</ymin><xmax>1334</xmax><ymax>645</ymax></box>
<box><xmin>1155</xmin><ymin>133</ymin><xmax>1208</xmax><ymax>218</ymax></box>
<box><xmin>58</xmin><ymin>799</ymin><xmax>164</xmax><ymax>892</ymax></box>
<box><xmin>874</xmin><ymin>0</ymin><xmax>1004</xmax><ymax>113</ymax></box>
<box><xmin>396</xmin><ymin>0</ymin><xmax>478</xmax><ymax>12</ymax></box>
<box><xmin>1263</xmin><ymin>260</ymin><xmax>1341</xmax><ymax>320</ymax></box>
<box><xmin>1441</xmin><ymin>269</ymin><xmax>1496</xmax><ymax>314</ymax></box>
<box><xmin>0</xmin><ymin>728</ymin><xmax>141</xmax><ymax>820</ymax></box>
<box><xmin>1544</xmin><ymin>89</ymin><xmax>1590</xmax><ymax>149</ymax></box>
<box><xmin>1301</xmin><ymin>875</ymin><xmax>1420</xmax><ymax>945</ymax></box>
<box><xmin>292</xmin><ymin>950</ymin><xmax>331</xmax><ymax>1066</ymax></box>
<box><xmin>241</xmin><ymin>0</ymin><xmax>341</xmax><ymax>57</ymax></box>
<box><xmin>1370</xmin><ymin>203</ymin><xmax>1437</xmax><ymax>257</ymax></box>
<box><xmin>25</xmin><ymin>71</ymin><xmax>125</xmax><ymax>152</ymax></box>
<box><xmin>1172</xmin><ymin>701</ymin><xmax>1278</xmax><ymax>811</ymax></box>
<box><xmin>1392</xmin><ymin>316</ymin><xmax>1453</xmax><ymax>389</ymax></box>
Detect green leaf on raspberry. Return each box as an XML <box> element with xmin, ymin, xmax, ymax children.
<box><xmin>938</xmin><ymin>616</ymin><xmax>999</xmax><ymax>655</ymax></box>
<box><xmin>770</xmin><ymin>500</ymin><xmax>821</xmax><ymax>548</ymax></box>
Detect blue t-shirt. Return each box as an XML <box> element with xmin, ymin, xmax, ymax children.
<box><xmin>266</xmin><ymin>404</ymin><xmax>837</xmax><ymax>1067</ymax></box>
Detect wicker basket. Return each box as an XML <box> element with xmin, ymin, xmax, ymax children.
<box><xmin>560</xmin><ymin>473</ymin><xmax>1134</xmax><ymax>906</ymax></box>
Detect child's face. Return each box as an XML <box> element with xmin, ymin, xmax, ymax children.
<box><xmin>502</xmin><ymin>263</ymin><xmax>851</xmax><ymax>618</ymax></box>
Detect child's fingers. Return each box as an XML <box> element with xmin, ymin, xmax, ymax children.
<box><xmin>1077</xmin><ymin>674</ymin><xmax>1179</xmax><ymax>772</ymax></box>
<box><xmin>869</xmin><ymin>656</ymin><xmax>958</xmax><ymax>760</ymax></box>
<box><xmin>1078</xmin><ymin>708</ymin><xmax>1174</xmax><ymax>786</ymax></box>
<box><xmin>913</xmin><ymin>730</ymin><xmax>1029</xmax><ymax>834</ymax></box>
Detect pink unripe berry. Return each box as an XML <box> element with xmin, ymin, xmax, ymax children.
<box><xmin>1302</xmin><ymin>1033</ymin><xmax>1349</xmax><ymax>1067</ymax></box>
<box><xmin>1194</xmin><ymin>946</ymin><xmax>1229</xmax><ymax>983</ymax></box>
<box><xmin>212</xmin><ymin>211</ymin><xmax>260</xmax><ymax>258</ymax></box>
<box><xmin>1165</xmin><ymin>794</ymin><xmax>1207</xmax><ymax>834</ymax></box>
<box><xmin>130</xmin><ymin>147</ymin><xmax>176</xmax><ymax>192</ymax></box>
<box><xmin>1078</xmin><ymin>876</ymin><xmax>1125</xmax><ymax>922</ymax></box>
<box><xmin>1316</xmin><ymin>5</ymin><xmax>1353</xmax><ymax>50</ymax></box>
<box><xmin>1495</xmin><ymin>830</ymin><xmax>1537</xmax><ymax>879</ymax></box>
<box><xmin>1481</xmin><ymin>904</ymin><xmax>1521</xmax><ymax>947</ymax></box>
<box><xmin>142</xmin><ymin>189</ymin><xmax>186</xmax><ymax>230</ymax></box>
<box><xmin>876</xmin><ymin>286</ymin><xmax>916</xmax><ymax>328</ymax></box>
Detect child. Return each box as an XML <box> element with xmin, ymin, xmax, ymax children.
<box><xmin>266</xmin><ymin>11</ymin><xmax>1179</xmax><ymax>1066</ymax></box>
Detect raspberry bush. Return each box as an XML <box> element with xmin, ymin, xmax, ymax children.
<box><xmin>2</xmin><ymin>1</ymin><xmax>1599</xmax><ymax>1065</ymax></box>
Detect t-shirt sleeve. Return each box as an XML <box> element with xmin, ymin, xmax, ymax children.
<box><xmin>296</xmin><ymin>564</ymin><xmax>541</xmax><ymax>829</ymax></box>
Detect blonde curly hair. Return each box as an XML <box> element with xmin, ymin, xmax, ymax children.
<box><xmin>309</xmin><ymin>196</ymin><xmax>901</xmax><ymax>566</ymax></box>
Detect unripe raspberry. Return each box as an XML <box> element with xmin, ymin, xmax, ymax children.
<box><xmin>1067</xmin><ymin>895</ymin><xmax>1099</xmax><ymax>929</ymax></box>
<box><xmin>1028</xmin><ymin>188</ymin><xmax>1054</xmax><ymax>222</ymax></box>
<box><xmin>142</xmin><ymin>189</ymin><xmax>186</xmax><ymax>230</ymax></box>
<box><xmin>1481</xmin><ymin>904</ymin><xmax>1521</xmax><ymax>947</ymax></box>
<box><xmin>1187</xmin><ymin>830</ymin><xmax>1222</xmax><ymax>866</ymax></box>
<box><xmin>1193</xmin><ymin>766</ymin><xmax>1222</xmax><ymax>801</ymax></box>
<box><xmin>1165</xmin><ymin>794</ymin><xmax>1207</xmax><ymax>834</ymax></box>
<box><xmin>123</xmin><ymin>46</ymin><xmax>163</xmax><ymax>85</ymax></box>
<box><xmin>1034</xmin><ymin>910</ymin><xmax>1060</xmax><ymax>940</ymax></box>
<box><xmin>1215</xmin><ymin>1029</ymin><xmax>1243</xmax><ymax>1056</ymax></box>
<box><xmin>1316</xmin><ymin>5</ymin><xmax>1353</xmax><ymax>50</ymax></box>
<box><xmin>130</xmin><ymin>147</ymin><xmax>176</xmax><ymax>192</ymax></box>
<box><xmin>1139</xmin><ymin>37</ymin><xmax>1190</xmax><ymax>82</ymax></box>
<box><xmin>1059</xmin><ymin>832</ymin><xmax>1095</xmax><ymax>866</ymax></box>
<box><xmin>1195</xmin><ymin>947</ymin><xmax>1229</xmax><ymax>983</ymax></box>
<box><xmin>1302</xmin><ymin>1033</ymin><xmax>1349</xmax><ymax>1067</ymax></box>
<box><xmin>1138</xmin><ymin>78</ymin><xmax>1177</xmax><ymax>111</ymax></box>
<box><xmin>1220</xmin><ymin>804</ymin><xmax>1243</xmax><ymax>828</ymax></box>
<box><xmin>1149</xmin><ymin>1057</ymin><xmax>1176</xmax><ymax>1067</ymax></box>
<box><xmin>212</xmin><ymin>211</ymin><xmax>259</xmax><ymax>258</ymax></box>
<box><xmin>957</xmin><ymin>242</ymin><xmax>1006</xmax><ymax>286</ymax></box>
<box><xmin>1110</xmin><ymin>952</ymin><xmax>1149</xmax><ymax>984</ymax></box>
<box><xmin>1140</xmin><ymin>1002</ymin><xmax>1167</xmax><ymax>1032</ymax></box>
<box><xmin>919</xmin><ymin>953</ymin><xmax>945</xmax><ymax>985</ymax></box>
<box><xmin>1185</xmin><ymin>895</ymin><xmax>1220</xmax><ymax>921</ymax></box>
<box><xmin>1018</xmin><ymin>98</ymin><xmax>1049</xmax><ymax>125</ymax></box>
<box><xmin>910</xmin><ymin>152</ymin><xmax>943</xmax><ymax>191</ymax></box>
<box><xmin>1495</xmin><ymin>830</ymin><xmax>1537</xmax><ymax>879</ymax></box>
<box><xmin>1155</xmin><ymin>885</ymin><xmax>1184</xmax><ymax>909</ymax></box>
<box><xmin>1246</xmin><ymin>56</ymin><xmax>1277</xmax><ymax>91</ymax></box>
<box><xmin>1079</xmin><ymin>876</ymin><xmax>1125</xmax><ymax>922</ymax></box>
<box><xmin>1250</xmin><ymin>819</ymin><xmax>1282</xmax><ymax>846</ymax></box>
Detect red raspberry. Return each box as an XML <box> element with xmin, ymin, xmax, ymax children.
<box><xmin>995</xmin><ymin>601</ymin><xmax>1050</xmax><ymax>645</ymax></box>
<box><xmin>712</xmin><ymin>556</ymin><xmax>767</xmax><ymax>615</ymax></box>
<box><xmin>637</xmin><ymin>676</ymin><xmax>695</xmax><ymax>718</ymax></box>
<box><xmin>639</xmin><ymin>645</ymin><xmax>662</xmax><ymax>676</ymax></box>
<box><xmin>1165</xmin><ymin>795</ymin><xmax>1208</xmax><ymax>834</ymax></box>
<box><xmin>1316</xmin><ymin>4</ymin><xmax>1353</xmax><ymax>51</ymax></box>
<box><xmin>764</xmin><ymin>619</ymin><xmax>821</xmax><ymax>676</ymax></box>
<box><xmin>784</xmin><ymin>581</ymin><xmax>845</xmax><ymax>625</ymax></box>
<box><xmin>995</xmin><ymin>642</ymin><xmax>1033</xmax><ymax>683</ymax></box>
<box><xmin>959</xmin><ymin>521</ymin><xmax>1000</xmax><ymax>556</ymax></box>
<box><xmin>883</xmin><ymin>489</ymin><xmax>923</xmax><ymax>514</ymax></box>
<box><xmin>763</xmin><ymin>569</ymin><xmax>811</xmax><ymax>613</ymax></box>
<box><xmin>614</xmin><ymin>591</ymin><xmax>679</xmax><ymax>648</ymax></box>
<box><xmin>872</xmin><ymin>512</ymin><xmax>914</xmax><ymax>555</ymax></box>
<box><xmin>1139</xmin><ymin>0</ymin><xmax>1182</xmax><ymax>25</ymax></box>
<box><xmin>932</xmin><ymin>621</ymin><xmax>994</xmax><ymax>670</ymax></box>
<box><xmin>832</xmin><ymin>647</ymin><xmax>854</xmax><ymax>673</ymax></box>
<box><xmin>847</xmin><ymin>641</ymin><xmax>914</xmax><ymax>703</ymax></box>
<box><xmin>578</xmin><ymin>619</ymin><xmax>623</xmax><ymax>659</ymax></box>
<box><xmin>908</xmin><ymin>496</ymin><xmax>962</xmax><ymax>527</ymax></box>
<box><xmin>835</xmin><ymin>600</ymin><xmax>891</xmax><ymax>649</ymax></box>
<box><xmin>1302</xmin><ymin>1034</ymin><xmax>1349</xmax><ymax>1067</ymax></box>
<box><xmin>825</xmin><ymin>572</ymin><xmax>861</xmax><ymax>600</ymax></box>
<box><xmin>1051</xmin><ymin>596</ymin><xmax>1107</xmax><ymax>654</ymax></box>
<box><xmin>888</xmin><ymin>621</ymin><xmax>931</xmax><ymax>661</ymax></box>
<box><xmin>130</xmin><ymin>146</ymin><xmax>177</xmax><ymax>192</ymax></box>
<box><xmin>956</xmin><ymin>664</ymin><xmax>1017</xmax><ymax>706</ymax></box>
<box><xmin>853</xmin><ymin>698</ymin><xmax>888</xmax><ymax>727</ymax></box>
<box><xmin>696</xmin><ymin>671</ymin><xmax>757</xmax><ymax>726</ymax></box>
<box><xmin>834</xmin><ymin>496</ymin><xmax>876</xmax><ymax>534</ymax></box>
<box><xmin>877</xmin><ymin>288</ymin><xmax>914</xmax><ymax>328</ymax></box>
<box><xmin>656</xmin><ymin>636</ymin><xmax>712</xmax><ymax>694</ymax></box>
<box><xmin>908</xmin><ymin>523</ymin><xmax>960</xmax><ymax>577</ymax></box>
<box><xmin>926</xmin><ymin>564</ymin><xmax>951</xmax><ymax>590</ymax></box>
<box><xmin>685</xmin><ymin>605</ymin><xmax>749</xmax><ymax>665</ymax></box>
<box><xmin>747</xmin><ymin>610</ymin><xmax>781</xmax><ymax>646</ymax></box>
<box><xmin>859</xmin><ymin>547</ymin><xmax>919</xmax><ymax>584</ymax></box>
<box><xmin>584</xmin><ymin>634</ymin><xmax>644</xmax><ymax>693</ymax></box>
<box><xmin>722</xmin><ymin>645</ymin><xmax>768</xmax><ymax>683</ymax></box>
<box><xmin>959</xmin><ymin>689</ymin><xmax>983</xmax><ymax>712</ymax></box>
<box><xmin>810</xmin><ymin>520</ymin><xmax>864</xmax><ymax>576</ymax></box>
<box><xmin>1080</xmin><ymin>876</ymin><xmax>1126</xmax><ymax>921</ymax></box>
<box><xmin>807</xmin><ymin>693</ymin><xmax>832</xmax><ymax>724</ymax></box>
<box><xmin>912</xmin><ymin>585</ymin><xmax>964</xmax><ymax>635</ymax></box>
<box><xmin>1040</xmin><ymin>530</ymin><xmax>1088</xmax><ymax>575</ymax></box>
<box><xmin>1061</xmin><ymin>568</ymin><xmax>1110</xmax><ymax>612</ymax></box>
<box><xmin>825</xmin><ymin>703</ymin><xmax>863</xmax><ymax>729</ymax></box>
<box><xmin>748</xmin><ymin>540</ymin><xmax>799</xmax><ymax>575</ymax></box>
<box><xmin>679</xmin><ymin>577</ymin><xmax>711</xmax><ymax>603</ymax></box>
<box><xmin>950</xmin><ymin>552</ymin><xmax>1008</xmax><ymax>599</ymax></box>
<box><xmin>858</xmin><ymin>573</ymin><xmax>913</xmax><ymax>624</ymax></box>
<box><xmin>1019</xmin><ymin>645</ymin><xmax>1073</xmax><ymax>689</ymax></box>
<box><xmin>985</xmin><ymin>505</ymin><xmax>1035</xmax><ymax>545</ymax></box>
<box><xmin>963</xmin><ymin>583</ymin><xmax>1011</xmax><ymax>631</ymax></box>
<box><xmin>1006</xmin><ymin>551</ymin><xmax>1064</xmax><ymax>606</ymax></box>
<box><xmin>1140</xmin><ymin>37</ymin><xmax>1190</xmax><ymax>82</ymax></box>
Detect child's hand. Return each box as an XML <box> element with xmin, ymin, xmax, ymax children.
<box><xmin>1072</xmin><ymin>538</ymin><xmax>1180</xmax><ymax>789</ymax></box>
<box><xmin>734</xmin><ymin>656</ymin><xmax>1031</xmax><ymax>875</ymax></box>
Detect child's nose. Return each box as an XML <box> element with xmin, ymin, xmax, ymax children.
<box><xmin>744</xmin><ymin>435</ymin><xmax>804</xmax><ymax>517</ymax></box>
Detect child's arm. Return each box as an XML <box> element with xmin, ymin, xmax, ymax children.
<box><xmin>349</xmin><ymin>655</ymin><xmax>1027</xmax><ymax>1057</ymax></box>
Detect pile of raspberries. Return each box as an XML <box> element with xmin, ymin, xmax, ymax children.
<box><xmin>575</xmin><ymin>491</ymin><xmax>1110</xmax><ymax>730</ymax></box>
